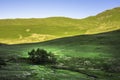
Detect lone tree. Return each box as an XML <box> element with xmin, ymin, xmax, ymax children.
<box><xmin>28</xmin><ymin>48</ymin><xmax>56</xmax><ymax>64</ymax></box>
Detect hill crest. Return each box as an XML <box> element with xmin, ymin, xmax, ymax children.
<box><xmin>0</xmin><ymin>7</ymin><xmax>120</xmax><ymax>44</ymax></box>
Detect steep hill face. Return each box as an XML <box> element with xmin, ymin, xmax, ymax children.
<box><xmin>84</xmin><ymin>7</ymin><xmax>120</xmax><ymax>34</ymax></box>
<box><xmin>0</xmin><ymin>7</ymin><xmax>120</xmax><ymax>44</ymax></box>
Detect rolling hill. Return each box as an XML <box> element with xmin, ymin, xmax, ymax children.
<box><xmin>0</xmin><ymin>29</ymin><xmax>120</xmax><ymax>80</ymax></box>
<box><xmin>0</xmin><ymin>7</ymin><xmax>120</xmax><ymax>44</ymax></box>
<box><xmin>6</xmin><ymin>29</ymin><xmax>119</xmax><ymax>58</ymax></box>
<box><xmin>0</xmin><ymin>7</ymin><xmax>120</xmax><ymax>80</ymax></box>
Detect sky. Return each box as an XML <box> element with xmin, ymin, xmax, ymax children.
<box><xmin>0</xmin><ymin>0</ymin><xmax>120</xmax><ymax>19</ymax></box>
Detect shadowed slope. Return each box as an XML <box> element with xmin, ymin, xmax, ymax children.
<box><xmin>4</xmin><ymin>29</ymin><xmax>119</xmax><ymax>59</ymax></box>
<box><xmin>0</xmin><ymin>30</ymin><xmax>120</xmax><ymax>80</ymax></box>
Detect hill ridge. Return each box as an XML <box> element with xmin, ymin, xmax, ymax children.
<box><xmin>0</xmin><ymin>7</ymin><xmax>120</xmax><ymax>44</ymax></box>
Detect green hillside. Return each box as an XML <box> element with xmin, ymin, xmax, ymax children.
<box><xmin>0</xmin><ymin>7</ymin><xmax>120</xmax><ymax>80</ymax></box>
<box><xmin>0</xmin><ymin>7</ymin><xmax>120</xmax><ymax>44</ymax></box>
<box><xmin>0</xmin><ymin>30</ymin><xmax>120</xmax><ymax>80</ymax></box>
<box><xmin>7</xmin><ymin>29</ymin><xmax>120</xmax><ymax>58</ymax></box>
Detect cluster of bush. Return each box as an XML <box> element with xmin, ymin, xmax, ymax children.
<box><xmin>101</xmin><ymin>58</ymin><xmax>120</xmax><ymax>72</ymax></box>
<box><xmin>0</xmin><ymin>57</ymin><xmax>6</xmax><ymax>68</ymax></box>
<box><xmin>28</xmin><ymin>48</ymin><xmax>57</xmax><ymax>64</ymax></box>
<box><xmin>1</xmin><ymin>48</ymin><xmax>57</xmax><ymax>67</ymax></box>
<box><xmin>27</xmin><ymin>48</ymin><xmax>120</xmax><ymax>73</ymax></box>
<box><xmin>57</xmin><ymin>57</ymin><xmax>120</xmax><ymax>72</ymax></box>
<box><xmin>1</xmin><ymin>47</ymin><xmax>119</xmax><ymax>73</ymax></box>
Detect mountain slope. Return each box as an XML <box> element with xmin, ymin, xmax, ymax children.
<box><xmin>0</xmin><ymin>30</ymin><xmax>120</xmax><ymax>80</ymax></box>
<box><xmin>84</xmin><ymin>7</ymin><xmax>120</xmax><ymax>34</ymax></box>
<box><xmin>0</xmin><ymin>7</ymin><xmax>120</xmax><ymax>44</ymax></box>
<box><xmin>2</xmin><ymin>29</ymin><xmax>119</xmax><ymax>59</ymax></box>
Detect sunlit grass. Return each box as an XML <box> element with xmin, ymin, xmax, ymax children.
<box><xmin>0</xmin><ymin>7</ymin><xmax>120</xmax><ymax>44</ymax></box>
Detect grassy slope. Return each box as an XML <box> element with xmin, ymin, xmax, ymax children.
<box><xmin>0</xmin><ymin>7</ymin><xmax>120</xmax><ymax>80</ymax></box>
<box><xmin>0</xmin><ymin>29</ymin><xmax>120</xmax><ymax>80</ymax></box>
<box><xmin>0</xmin><ymin>7</ymin><xmax>120</xmax><ymax>44</ymax></box>
<box><xmin>7</xmin><ymin>29</ymin><xmax>120</xmax><ymax>58</ymax></box>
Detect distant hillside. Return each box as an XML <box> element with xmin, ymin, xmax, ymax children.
<box><xmin>2</xmin><ymin>30</ymin><xmax>120</xmax><ymax>59</ymax></box>
<box><xmin>84</xmin><ymin>7</ymin><xmax>120</xmax><ymax>34</ymax></box>
<box><xmin>0</xmin><ymin>7</ymin><xmax>120</xmax><ymax>44</ymax></box>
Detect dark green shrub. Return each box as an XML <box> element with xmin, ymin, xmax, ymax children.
<box><xmin>101</xmin><ymin>59</ymin><xmax>120</xmax><ymax>72</ymax></box>
<box><xmin>28</xmin><ymin>48</ymin><xmax>56</xmax><ymax>64</ymax></box>
<box><xmin>0</xmin><ymin>57</ymin><xmax>6</xmax><ymax>68</ymax></box>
